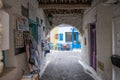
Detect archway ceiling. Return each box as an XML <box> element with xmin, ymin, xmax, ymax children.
<box><xmin>52</xmin><ymin>14</ymin><xmax>81</xmax><ymax>27</ymax></box>
<box><xmin>37</xmin><ymin>0</ymin><xmax>92</xmax><ymax>14</ymax></box>
<box><xmin>37</xmin><ymin>0</ymin><xmax>92</xmax><ymax>34</ymax></box>
<box><xmin>46</xmin><ymin>14</ymin><xmax>82</xmax><ymax>32</ymax></box>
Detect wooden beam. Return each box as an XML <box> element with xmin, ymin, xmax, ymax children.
<box><xmin>44</xmin><ymin>9</ymin><xmax>82</xmax><ymax>14</ymax></box>
<box><xmin>39</xmin><ymin>4</ymin><xmax>90</xmax><ymax>9</ymax></box>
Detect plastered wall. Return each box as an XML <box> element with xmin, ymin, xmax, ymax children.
<box><xmin>82</xmin><ymin>0</ymin><xmax>113</xmax><ymax>80</ymax></box>
<box><xmin>50</xmin><ymin>27</ymin><xmax>58</xmax><ymax>49</ymax></box>
<box><xmin>96</xmin><ymin>4</ymin><xmax>113</xmax><ymax>80</ymax></box>
<box><xmin>112</xmin><ymin>2</ymin><xmax>120</xmax><ymax>80</ymax></box>
<box><xmin>82</xmin><ymin>2</ymin><xmax>97</xmax><ymax>66</ymax></box>
<box><xmin>81</xmin><ymin>27</ymin><xmax>90</xmax><ymax>65</ymax></box>
<box><xmin>1</xmin><ymin>0</ymin><xmax>46</xmax><ymax>79</ymax></box>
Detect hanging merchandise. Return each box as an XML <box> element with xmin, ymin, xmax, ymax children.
<box><xmin>43</xmin><ymin>26</ymin><xmax>46</xmax><ymax>31</ymax></box>
<box><xmin>25</xmin><ymin>44</ymin><xmax>32</xmax><ymax>72</ymax></box>
<box><xmin>41</xmin><ymin>40</ymin><xmax>44</xmax><ymax>52</ymax></box>
<box><xmin>29</xmin><ymin>54</ymin><xmax>35</xmax><ymax>65</ymax></box>
<box><xmin>23</xmin><ymin>31</ymin><xmax>30</xmax><ymax>45</ymax></box>
<box><xmin>29</xmin><ymin>38</ymin><xmax>40</xmax><ymax>73</ymax></box>
<box><xmin>29</xmin><ymin>20</ymin><xmax>38</xmax><ymax>43</ymax></box>
<box><xmin>14</xmin><ymin>30</ymin><xmax>24</xmax><ymax>48</ymax></box>
<box><xmin>40</xmin><ymin>19</ymin><xmax>43</xmax><ymax>26</ymax></box>
<box><xmin>38</xmin><ymin>25</ymin><xmax>41</xmax><ymax>44</ymax></box>
<box><xmin>44</xmin><ymin>40</ymin><xmax>50</xmax><ymax>57</ymax></box>
<box><xmin>16</xmin><ymin>15</ymin><xmax>29</xmax><ymax>31</ymax></box>
<box><xmin>14</xmin><ymin>29</ymin><xmax>25</xmax><ymax>55</ymax></box>
<box><xmin>29</xmin><ymin>3</ymin><xmax>37</xmax><ymax>20</ymax></box>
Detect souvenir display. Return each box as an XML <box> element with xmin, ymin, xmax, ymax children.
<box><xmin>17</xmin><ymin>16</ymin><xmax>29</xmax><ymax>31</ymax></box>
<box><xmin>25</xmin><ymin>44</ymin><xmax>33</xmax><ymax>73</ymax></box>
<box><xmin>43</xmin><ymin>26</ymin><xmax>45</xmax><ymax>31</ymax></box>
<box><xmin>28</xmin><ymin>38</ymin><xmax>40</xmax><ymax>73</ymax></box>
<box><xmin>29</xmin><ymin>3</ymin><xmax>37</xmax><ymax>20</ymax></box>
<box><xmin>29</xmin><ymin>23</ymin><xmax>38</xmax><ymax>43</ymax></box>
<box><xmin>44</xmin><ymin>40</ymin><xmax>50</xmax><ymax>56</ymax></box>
<box><xmin>38</xmin><ymin>25</ymin><xmax>41</xmax><ymax>44</ymax></box>
<box><xmin>14</xmin><ymin>30</ymin><xmax>25</xmax><ymax>55</ymax></box>
<box><xmin>14</xmin><ymin>30</ymin><xmax>24</xmax><ymax>48</ymax></box>
<box><xmin>23</xmin><ymin>31</ymin><xmax>30</xmax><ymax>45</ymax></box>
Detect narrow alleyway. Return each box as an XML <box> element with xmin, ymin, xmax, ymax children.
<box><xmin>40</xmin><ymin>51</ymin><xmax>95</xmax><ymax>80</ymax></box>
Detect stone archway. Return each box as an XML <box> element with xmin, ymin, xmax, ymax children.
<box><xmin>46</xmin><ymin>23</ymin><xmax>81</xmax><ymax>50</ymax></box>
<box><xmin>46</xmin><ymin>14</ymin><xmax>82</xmax><ymax>33</ymax></box>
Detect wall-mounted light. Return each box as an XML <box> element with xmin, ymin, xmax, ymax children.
<box><xmin>47</xmin><ymin>14</ymin><xmax>53</xmax><ymax>26</ymax></box>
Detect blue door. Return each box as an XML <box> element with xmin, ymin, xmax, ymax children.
<box><xmin>72</xmin><ymin>28</ymin><xmax>81</xmax><ymax>49</ymax></box>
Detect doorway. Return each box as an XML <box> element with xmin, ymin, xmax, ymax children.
<box><xmin>89</xmin><ymin>23</ymin><xmax>96</xmax><ymax>70</ymax></box>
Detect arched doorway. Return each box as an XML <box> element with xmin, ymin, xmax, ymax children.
<box><xmin>46</xmin><ymin>24</ymin><xmax>81</xmax><ymax>51</ymax></box>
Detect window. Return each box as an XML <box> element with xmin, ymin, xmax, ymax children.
<box><xmin>65</xmin><ymin>32</ymin><xmax>78</xmax><ymax>42</ymax></box>
<box><xmin>65</xmin><ymin>32</ymin><xmax>72</xmax><ymax>42</ymax></box>
<box><xmin>59</xmin><ymin>34</ymin><xmax>63</xmax><ymax>41</ymax></box>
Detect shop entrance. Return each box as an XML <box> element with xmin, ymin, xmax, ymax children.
<box><xmin>89</xmin><ymin>23</ymin><xmax>97</xmax><ymax>70</ymax></box>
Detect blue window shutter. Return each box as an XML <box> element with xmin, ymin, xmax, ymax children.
<box><xmin>59</xmin><ymin>34</ymin><xmax>63</xmax><ymax>41</ymax></box>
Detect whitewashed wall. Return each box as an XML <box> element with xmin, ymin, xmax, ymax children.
<box><xmin>0</xmin><ymin>0</ymin><xmax>46</xmax><ymax>80</ymax></box>
<box><xmin>82</xmin><ymin>0</ymin><xmax>113</xmax><ymax>80</ymax></box>
<box><xmin>112</xmin><ymin>2</ymin><xmax>120</xmax><ymax>80</ymax></box>
<box><xmin>0</xmin><ymin>11</ymin><xmax>9</xmax><ymax>50</ymax></box>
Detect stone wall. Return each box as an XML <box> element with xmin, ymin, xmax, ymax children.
<box><xmin>48</xmin><ymin>14</ymin><xmax>82</xmax><ymax>31</ymax></box>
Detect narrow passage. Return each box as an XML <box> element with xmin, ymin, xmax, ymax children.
<box><xmin>41</xmin><ymin>51</ymin><xmax>95</xmax><ymax>80</ymax></box>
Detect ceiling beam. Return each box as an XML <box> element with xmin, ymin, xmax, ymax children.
<box><xmin>39</xmin><ymin>4</ymin><xmax>91</xmax><ymax>9</ymax></box>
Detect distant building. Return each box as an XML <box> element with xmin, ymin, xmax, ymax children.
<box><xmin>50</xmin><ymin>24</ymin><xmax>81</xmax><ymax>50</ymax></box>
<box><xmin>50</xmin><ymin>27</ymin><xmax>58</xmax><ymax>50</ymax></box>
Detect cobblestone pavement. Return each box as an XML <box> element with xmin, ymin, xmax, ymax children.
<box><xmin>40</xmin><ymin>51</ymin><xmax>95</xmax><ymax>80</ymax></box>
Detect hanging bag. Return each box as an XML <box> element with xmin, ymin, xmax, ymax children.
<box><xmin>29</xmin><ymin>40</ymin><xmax>35</xmax><ymax>65</ymax></box>
<box><xmin>29</xmin><ymin>54</ymin><xmax>35</xmax><ymax>65</ymax></box>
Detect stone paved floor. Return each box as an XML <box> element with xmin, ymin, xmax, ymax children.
<box><xmin>40</xmin><ymin>51</ymin><xmax>95</xmax><ymax>80</ymax></box>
